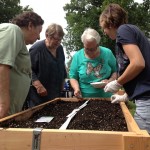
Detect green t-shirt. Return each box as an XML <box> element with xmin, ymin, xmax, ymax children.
<box><xmin>69</xmin><ymin>46</ymin><xmax>117</xmax><ymax>98</ymax></box>
<box><xmin>0</xmin><ymin>23</ymin><xmax>31</xmax><ymax>115</ymax></box>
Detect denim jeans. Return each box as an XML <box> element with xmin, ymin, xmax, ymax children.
<box><xmin>134</xmin><ymin>99</ymin><xmax>150</xmax><ymax>133</ymax></box>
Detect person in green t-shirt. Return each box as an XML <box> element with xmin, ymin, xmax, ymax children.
<box><xmin>69</xmin><ymin>28</ymin><xmax>117</xmax><ymax>98</ymax></box>
<box><xmin>0</xmin><ymin>11</ymin><xmax>44</xmax><ymax>118</ymax></box>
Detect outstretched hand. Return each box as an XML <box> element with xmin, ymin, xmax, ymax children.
<box><xmin>111</xmin><ymin>93</ymin><xmax>128</xmax><ymax>103</ymax></box>
<box><xmin>104</xmin><ymin>80</ymin><xmax>122</xmax><ymax>93</ymax></box>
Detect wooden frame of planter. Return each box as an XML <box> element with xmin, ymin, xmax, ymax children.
<box><xmin>0</xmin><ymin>98</ymin><xmax>150</xmax><ymax>150</ymax></box>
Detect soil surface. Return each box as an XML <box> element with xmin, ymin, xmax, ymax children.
<box><xmin>0</xmin><ymin>100</ymin><xmax>127</xmax><ymax>131</ymax></box>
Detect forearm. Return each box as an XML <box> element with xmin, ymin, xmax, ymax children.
<box><xmin>32</xmin><ymin>80</ymin><xmax>43</xmax><ymax>89</ymax></box>
<box><xmin>108</xmin><ymin>72</ymin><xmax>118</xmax><ymax>82</ymax></box>
<box><xmin>0</xmin><ymin>65</ymin><xmax>10</xmax><ymax>118</ymax></box>
<box><xmin>32</xmin><ymin>71</ymin><xmax>39</xmax><ymax>82</ymax></box>
<box><xmin>118</xmin><ymin>63</ymin><xmax>144</xmax><ymax>85</ymax></box>
<box><xmin>70</xmin><ymin>78</ymin><xmax>82</xmax><ymax>97</ymax></box>
<box><xmin>70</xmin><ymin>79</ymin><xmax>80</xmax><ymax>91</ymax></box>
<box><xmin>118</xmin><ymin>44</ymin><xmax>145</xmax><ymax>85</ymax></box>
<box><xmin>32</xmin><ymin>80</ymin><xmax>48</xmax><ymax>96</ymax></box>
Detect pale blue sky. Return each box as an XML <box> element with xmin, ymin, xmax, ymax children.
<box><xmin>20</xmin><ymin>0</ymin><xmax>143</xmax><ymax>40</ymax></box>
<box><xmin>20</xmin><ymin>0</ymin><xmax>143</xmax><ymax>62</ymax></box>
<box><xmin>20</xmin><ymin>0</ymin><xmax>70</xmax><ymax>40</ymax></box>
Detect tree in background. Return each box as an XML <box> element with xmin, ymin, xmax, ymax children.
<box><xmin>128</xmin><ymin>0</ymin><xmax>150</xmax><ymax>37</ymax></box>
<box><xmin>0</xmin><ymin>0</ymin><xmax>33</xmax><ymax>23</ymax></box>
<box><xmin>63</xmin><ymin>0</ymin><xmax>150</xmax><ymax>58</ymax></box>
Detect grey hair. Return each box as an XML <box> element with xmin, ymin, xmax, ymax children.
<box><xmin>81</xmin><ymin>28</ymin><xmax>101</xmax><ymax>44</ymax></box>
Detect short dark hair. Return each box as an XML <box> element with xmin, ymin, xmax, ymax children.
<box><xmin>11</xmin><ymin>11</ymin><xmax>44</xmax><ymax>27</ymax></box>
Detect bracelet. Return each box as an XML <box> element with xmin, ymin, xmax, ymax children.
<box><xmin>35</xmin><ymin>85</ymin><xmax>43</xmax><ymax>90</ymax></box>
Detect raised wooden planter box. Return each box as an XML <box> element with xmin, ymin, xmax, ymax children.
<box><xmin>0</xmin><ymin>98</ymin><xmax>149</xmax><ymax>150</ymax></box>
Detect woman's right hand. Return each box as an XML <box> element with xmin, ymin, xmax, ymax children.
<box><xmin>74</xmin><ymin>89</ymin><xmax>82</xmax><ymax>98</ymax></box>
<box><xmin>32</xmin><ymin>80</ymin><xmax>47</xmax><ymax>96</ymax></box>
<box><xmin>36</xmin><ymin>85</ymin><xmax>48</xmax><ymax>96</ymax></box>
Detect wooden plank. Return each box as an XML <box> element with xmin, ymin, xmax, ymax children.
<box><xmin>0</xmin><ymin>129</ymin><xmax>125</xmax><ymax>150</ymax></box>
<box><xmin>120</xmin><ymin>102</ymin><xmax>143</xmax><ymax>134</ymax></box>
<box><xmin>0</xmin><ymin>98</ymin><xmax>149</xmax><ymax>150</ymax></box>
<box><xmin>59</xmin><ymin>97</ymin><xmax>111</xmax><ymax>102</ymax></box>
<box><xmin>0</xmin><ymin>129</ymin><xmax>33</xmax><ymax>150</ymax></box>
<box><xmin>123</xmin><ymin>134</ymin><xmax>150</xmax><ymax>150</ymax></box>
<box><xmin>41</xmin><ymin>130</ymin><xmax>124</xmax><ymax>150</ymax></box>
<box><xmin>0</xmin><ymin>128</ymin><xmax>149</xmax><ymax>150</ymax></box>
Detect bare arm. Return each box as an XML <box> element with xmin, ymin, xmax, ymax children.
<box><xmin>70</xmin><ymin>78</ymin><xmax>82</xmax><ymax>97</ymax></box>
<box><xmin>0</xmin><ymin>64</ymin><xmax>10</xmax><ymax>118</ymax></box>
<box><xmin>32</xmin><ymin>80</ymin><xmax>47</xmax><ymax>96</ymax></box>
<box><xmin>108</xmin><ymin>72</ymin><xmax>118</xmax><ymax>83</ymax></box>
<box><xmin>117</xmin><ymin>44</ymin><xmax>145</xmax><ymax>85</ymax></box>
<box><xmin>101</xmin><ymin>72</ymin><xmax>118</xmax><ymax>87</ymax></box>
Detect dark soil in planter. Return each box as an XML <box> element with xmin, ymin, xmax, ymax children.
<box><xmin>0</xmin><ymin>100</ymin><xmax>127</xmax><ymax>131</ymax></box>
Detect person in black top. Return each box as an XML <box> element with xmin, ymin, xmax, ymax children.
<box><xmin>24</xmin><ymin>23</ymin><xmax>67</xmax><ymax>108</ymax></box>
<box><xmin>99</xmin><ymin>3</ymin><xmax>150</xmax><ymax>133</ymax></box>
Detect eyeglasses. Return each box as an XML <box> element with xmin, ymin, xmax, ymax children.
<box><xmin>84</xmin><ymin>45</ymin><xmax>98</xmax><ymax>52</ymax></box>
<box><xmin>52</xmin><ymin>36</ymin><xmax>62</xmax><ymax>42</ymax></box>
